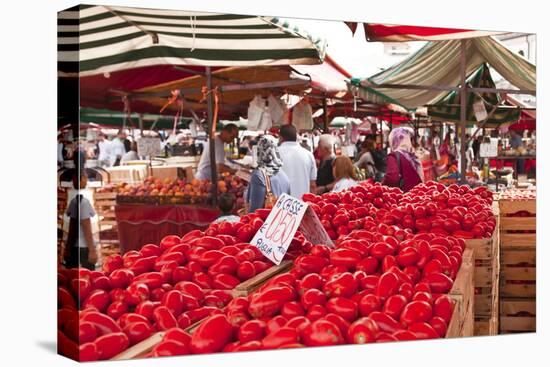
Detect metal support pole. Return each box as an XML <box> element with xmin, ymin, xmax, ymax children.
<box><xmin>206</xmin><ymin>67</ymin><xmax>218</xmax><ymax>206</ymax></box>
<box><xmin>323</xmin><ymin>98</ymin><xmax>329</xmax><ymax>133</ymax></box>
<box><xmin>459</xmin><ymin>39</ymin><xmax>467</xmax><ymax>184</ymax></box>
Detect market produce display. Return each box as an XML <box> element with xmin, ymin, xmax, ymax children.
<box><xmin>98</xmin><ymin>173</ymin><xmax>246</xmax><ymax>206</ymax></box>
<box><xmin>58</xmin><ymin>181</ymin><xmax>494</xmax><ymax>360</ymax></box>
<box><xmin>148</xmin><ymin>230</ymin><xmax>464</xmax><ymax>355</ymax></box>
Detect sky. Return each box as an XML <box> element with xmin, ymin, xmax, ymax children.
<box><xmin>281</xmin><ymin>17</ymin><xmax>426</xmax><ymax>77</ymax></box>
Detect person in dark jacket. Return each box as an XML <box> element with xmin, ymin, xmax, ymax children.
<box><xmin>383</xmin><ymin>127</ymin><xmax>424</xmax><ymax>192</ymax></box>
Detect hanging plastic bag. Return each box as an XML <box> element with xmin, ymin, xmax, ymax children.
<box><xmin>258</xmin><ymin>105</ymin><xmax>273</xmax><ymax>131</ymax></box>
<box><xmin>247</xmin><ymin>95</ymin><xmax>265</xmax><ymax>131</ymax></box>
<box><xmin>292</xmin><ymin>101</ymin><xmax>313</xmax><ymax>130</ymax></box>
<box><xmin>267</xmin><ymin>95</ymin><xmax>287</xmax><ymax>127</ymax></box>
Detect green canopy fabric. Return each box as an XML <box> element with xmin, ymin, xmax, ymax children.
<box><xmin>58</xmin><ymin>4</ymin><xmax>326</xmax><ymax>76</ymax></box>
<box><xmin>428</xmin><ymin>63</ymin><xmax>520</xmax><ymax>124</ymax></box>
<box><xmin>79</xmin><ymin>108</ymin><xmax>192</xmax><ymax>129</ymax></box>
<box><xmin>348</xmin><ymin>36</ymin><xmax>536</xmax><ymax>111</ymax></box>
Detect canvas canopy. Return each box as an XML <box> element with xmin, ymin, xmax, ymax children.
<box><xmin>58</xmin><ymin>4</ymin><xmax>326</xmax><ymax>77</ymax></box>
<box><xmin>348</xmin><ymin>37</ymin><xmax>536</xmax><ymax>111</ymax></box>
<box><xmin>428</xmin><ymin>63</ymin><xmax>520</xmax><ymax>125</ymax></box>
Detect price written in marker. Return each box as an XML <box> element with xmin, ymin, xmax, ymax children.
<box><xmin>251</xmin><ymin>193</ymin><xmax>332</xmax><ymax>265</ymax></box>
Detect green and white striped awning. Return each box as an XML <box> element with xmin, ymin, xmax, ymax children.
<box><xmin>428</xmin><ymin>63</ymin><xmax>520</xmax><ymax>125</ymax></box>
<box><xmin>348</xmin><ymin>36</ymin><xmax>535</xmax><ymax>111</ymax></box>
<box><xmin>58</xmin><ymin>4</ymin><xmax>327</xmax><ymax>77</ymax></box>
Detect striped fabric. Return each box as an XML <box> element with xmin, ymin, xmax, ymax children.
<box><xmin>58</xmin><ymin>4</ymin><xmax>326</xmax><ymax>76</ymax></box>
<box><xmin>428</xmin><ymin>63</ymin><xmax>520</xmax><ymax>124</ymax></box>
<box><xmin>346</xmin><ymin>23</ymin><xmax>504</xmax><ymax>42</ymax></box>
<box><xmin>348</xmin><ymin>37</ymin><xmax>536</xmax><ymax>111</ymax></box>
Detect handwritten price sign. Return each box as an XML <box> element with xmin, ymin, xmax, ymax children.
<box><xmin>251</xmin><ymin>193</ymin><xmax>332</xmax><ymax>265</ymax></box>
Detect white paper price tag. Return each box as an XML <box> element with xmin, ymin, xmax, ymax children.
<box><xmin>251</xmin><ymin>193</ymin><xmax>333</xmax><ymax>265</ymax></box>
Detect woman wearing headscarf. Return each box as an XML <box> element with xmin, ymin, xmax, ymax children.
<box><xmin>383</xmin><ymin>127</ymin><xmax>424</xmax><ymax>192</ymax></box>
<box><xmin>245</xmin><ymin>135</ymin><xmax>290</xmax><ymax>213</ymax></box>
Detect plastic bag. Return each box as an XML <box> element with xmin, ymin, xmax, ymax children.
<box><xmin>258</xmin><ymin>106</ymin><xmax>272</xmax><ymax>131</ymax></box>
<box><xmin>247</xmin><ymin>95</ymin><xmax>266</xmax><ymax>131</ymax></box>
<box><xmin>268</xmin><ymin>95</ymin><xmax>287</xmax><ymax>127</ymax></box>
<box><xmin>292</xmin><ymin>101</ymin><xmax>313</xmax><ymax>130</ymax></box>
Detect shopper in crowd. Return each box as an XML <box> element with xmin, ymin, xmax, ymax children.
<box><xmin>510</xmin><ymin>130</ymin><xmax>525</xmax><ymax>174</ymax></box>
<box><xmin>64</xmin><ymin>171</ymin><xmax>97</xmax><ymax>270</ymax></box>
<box><xmin>246</xmin><ymin>135</ymin><xmax>290</xmax><ymax>212</ymax></box>
<box><xmin>354</xmin><ymin>138</ymin><xmax>377</xmax><ymax>179</ymax></box>
<box><xmin>110</xmin><ymin>130</ymin><xmax>127</xmax><ymax>166</ymax></box>
<box><xmin>57</xmin><ymin>134</ymin><xmax>66</xmax><ymax>168</ymax></box>
<box><xmin>212</xmin><ymin>193</ymin><xmax>241</xmax><ymax>224</ymax></box>
<box><xmin>383</xmin><ymin>127</ymin><xmax>424</xmax><ymax>192</ymax></box>
<box><xmin>314</xmin><ymin>134</ymin><xmax>336</xmax><ymax>194</ymax></box>
<box><xmin>121</xmin><ymin>141</ymin><xmax>140</xmax><ymax>163</ymax></box>
<box><xmin>278</xmin><ymin>124</ymin><xmax>317</xmax><ymax>199</ymax></box>
<box><xmin>97</xmin><ymin>133</ymin><xmax>112</xmax><ymax>167</ymax></box>
<box><xmin>195</xmin><ymin>124</ymin><xmax>239</xmax><ymax>180</ymax></box>
<box><xmin>332</xmin><ymin>155</ymin><xmax>359</xmax><ymax>192</ymax></box>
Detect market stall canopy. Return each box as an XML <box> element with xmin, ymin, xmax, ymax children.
<box><xmin>428</xmin><ymin>63</ymin><xmax>520</xmax><ymax>125</ymax></box>
<box><xmin>119</xmin><ymin>55</ymin><xmax>352</xmax><ymax>118</ymax></box>
<box><xmin>58</xmin><ymin>4</ymin><xmax>327</xmax><ymax>77</ymax></box>
<box><xmin>345</xmin><ymin>22</ymin><xmax>504</xmax><ymax>42</ymax></box>
<box><xmin>347</xmin><ymin>37</ymin><xmax>536</xmax><ymax>111</ymax></box>
<box><xmin>504</xmin><ymin>94</ymin><xmax>536</xmax><ymax>130</ymax></box>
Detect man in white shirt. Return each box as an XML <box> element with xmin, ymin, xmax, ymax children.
<box><xmin>97</xmin><ymin>133</ymin><xmax>112</xmax><ymax>167</ymax></box>
<box><xmin>278</xmin><ymin>124</ymin><xmax>317</xmax><ymax>199</ymax></box>
<box><xmin>110</xmin><ymin>131</ymin><xmax>127</xmax><ymax>166</ymax></box>
<box><xmin>65</xmin><ymin>172</ymin><xmax>97</xmax><ymax>269</ymax></box>
<box><xmin>195</xmin><ymin>124</ymin><xmax>239</xmax><ymax>180</ymax></box>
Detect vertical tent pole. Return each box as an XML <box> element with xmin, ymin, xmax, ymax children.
<box><xmin>323</xmin><ymin>97</ymin><xmax>329</xmax><ymax>133</ymax></box>
<box><xmin>206</xmin><ymin>66</ymin><xmax>218</xmax><ymax>206</ymax></box>
<box><xmin>459</xmin><ymin>39</ymin><xmax>467</xmax><ymax>184</ymax></box>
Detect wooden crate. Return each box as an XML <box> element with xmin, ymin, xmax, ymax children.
<box><xmin>499</xmin><ymin>248</ymin><xmax>535</xmax><ymax>298</ymax></box>
<box><xmin>500</xmin><ymin>298</ymin><xmax>536</xmax><ymax>333</ymax></box>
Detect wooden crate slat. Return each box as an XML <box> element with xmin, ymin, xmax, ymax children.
<box><xmin>94</xmin><ymin>192</ymin><xmax>118</xmax><ymax>200</ymax></box>
<box><xmin>500</xmin><ymin>217</ymin><xmax>536</xmax><ymax>231</ymax></box>
<box><xmin>445</xmin><ymin>300</ymin><xmax>461</xmax><ymax>338</ymax></box>
<box><xmin>474</xmin><ymin>266</ymin><xmax>494</xmax><ymax>287</ymax></box>
<box><xmin>501</xmin><ymin>267</ymin><xmax>536</xmax><ymax>281</ymax></box>
<box><xmin>111</xmin><ymin>331</ymin><xmax>165</xmax><ymax>360</ymax></box>
<box><xmin>449</xmin><ymin>248</ymin><xmax>474</xmax><ymax>332</ymax></box>
<box><xmin>501</xmin><ymin>251</ymin><xmax>536</xmax><ymax>265</ymax></box>
<box><xmin>500</xmin><ymin>233</ymin><xmax>536</xmax><ymax>248</ymax></box>
<box><xmin>500</xmin><ymin>284</ymin><xmax>536</xmax><ymax>298</ymax></box>
<box><xmin>474</xmin><ymin>316</ymin><xmax>498</xmax><ymax>336</ymax></box>
<box><xmin>499</xmin><ymin>199</ymin><xmax>536</xmax><ymax>214</ymax></box>
<box><xmin>465</xmin><ymin>236</ymin><xmax>494</xmax><ymax>260</ymax></box>
<box><xmin>232</xmin><ymin>260</ymin><xmax>293</xmax><ymax>297</ymax></box>
<box><xmin>500</xmin><ymin>298</ymin><xmax>536</xmax><ymax>316</ymax></box>
<box><xmin>499</xmin><ymin>316</ymin><xmax>536</xmax><ymax>332</ymax></box>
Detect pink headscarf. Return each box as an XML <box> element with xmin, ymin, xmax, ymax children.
<box><xmin>388</xmin><ymin>127</ymin><xmax>424</xmax><ymax>180</ymax></box>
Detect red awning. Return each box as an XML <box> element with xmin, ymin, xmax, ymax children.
<box><xmin>75</xmin><ymin>65</ymin><xmax>222</xmax><ymax>114</ymax></box>
<box><xmin>504</xmin><ymin>94</ymin><xmax>536</xmax><ymax>130</ymax></box>
<box><xmin>291</xmin><ymin>55</ymin><xmax>352</xmax><ymax>96</ymax></box>
<box><xmin>345</xmin><ymin>22</ymin><xmax>504</xmax><ymax>42</ymax></box>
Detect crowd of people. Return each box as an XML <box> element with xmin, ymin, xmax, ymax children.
<box><xmin>193</xmin><ymin>124</ymin><xmax>425</xmax><ymax>215</ymax></box>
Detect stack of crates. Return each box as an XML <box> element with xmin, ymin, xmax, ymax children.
<box><xmin>499</xmin><ymin>196</ymin><xmax>536</xmax><ymax>333</ymax></box>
